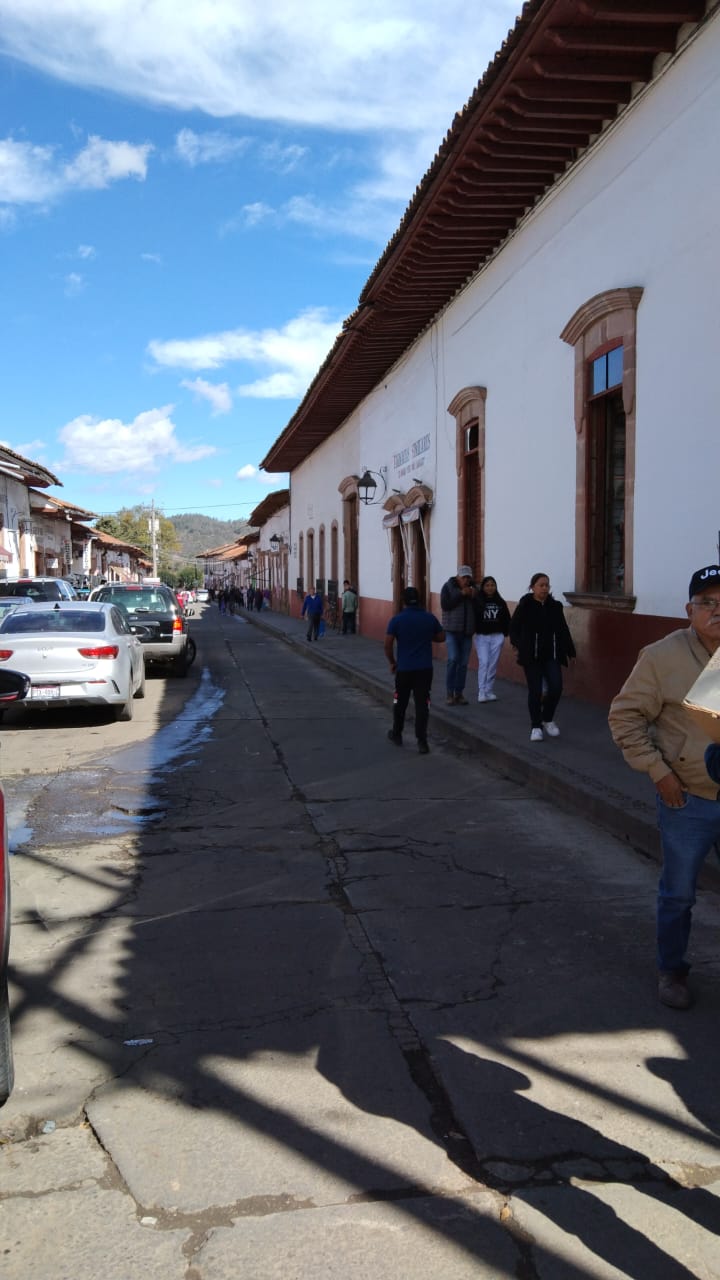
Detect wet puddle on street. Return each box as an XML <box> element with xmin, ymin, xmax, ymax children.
<box><xmin>6</xmin><ymin>668</ymin><xmax>225</xmax><ymax>851</ymax></box>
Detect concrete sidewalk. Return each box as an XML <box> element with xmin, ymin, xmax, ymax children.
<box><xmin>226</xmin><ymin>604</ymin><xmax>678</xmax><ymax>869</ymax></box>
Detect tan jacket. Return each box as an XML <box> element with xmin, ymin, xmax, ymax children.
<box><xmin>608</xmin><ymin>627</ymin><xmax>718</xmax><ymax>800</ymax></box>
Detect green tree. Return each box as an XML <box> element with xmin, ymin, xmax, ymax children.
<box><xmin>95</xmin><ymin>506</ymin><xmax>180</xmax><ymax>561</ymax></box>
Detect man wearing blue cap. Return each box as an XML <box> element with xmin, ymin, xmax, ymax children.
<box><xmin>609</xmin><ymin>565</ymin><xmax>720</xmax><ymax>1009</ymax></box>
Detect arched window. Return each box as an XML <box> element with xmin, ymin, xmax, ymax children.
<box><xmin>298</xmin><ymin>532</ymin><xmax>304</xmax><ymax>592</ymax></box>
<box><xmin>318</xmin><ymin>524</ymin><xmax>326</xmax><ymax>591</ymax></box>
<box><xmin>306</xmin><ymin>528</ymin><xmax>315</xmax><ymax>590</ymax></box>
<box><xmin>561</xmin><ymin>288</ymin><xmax>642</xmax><ymax>605</ymax></box>
<box><xmin>330</xmin><ymin>521</ymin><xmax>339</xmax><ymax>586</ymax></box>
<box><xmin>447</xmin><ymin>386</ymin><xmax>486</xmax><ymax>579</ymax></box>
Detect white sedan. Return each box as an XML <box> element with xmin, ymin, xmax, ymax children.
<box><xmin>0</xmin><ymin>601</ymin><xmax>146</xmax><ymax>722</ymax></box>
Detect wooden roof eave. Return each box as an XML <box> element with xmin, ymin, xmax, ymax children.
<box><xmin>261</xmin><ymin>0</ymin><xmax>705</xmax><ymax>473</ymax></box>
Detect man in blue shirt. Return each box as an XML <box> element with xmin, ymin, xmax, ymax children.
<box><xmin>384</xmin><ymin>587</ymin><xmax>445</xmax><ymax>754</ymax></box>
<box><xmin>301</xmin><ymin>588</ymin><xmax>324</xmax><ymax>640</ymax></box>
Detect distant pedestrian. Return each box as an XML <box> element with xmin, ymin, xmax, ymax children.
<box><xmin>509</xmin><ymin>572</ymin><xmax>576</xmax><ymax>742</ymax></box>
<box><xmin>341</xmin><ymin>580</ymin><xmax>359</xmax><ymax>634</ymax></box>
<box><xmin>440</xmin><ymin>565</ymin><xmax>477</xmax><ymax>705</ymax></box>
<box><xmin>474</xmin><ymin>576</ymin><xmax>511</xmax><ymax>702</ymax></box>
<box><xmin>254</xmin><ymin>588</ymin><xmax>263</xmax><ymax>611</ymax></box>
<box><xmin>385</xmin><ymin>587</ymin><xmax>445</xmax><ymax>754</ymax></box>
<box><xmin>609</xmin><ymin>565</ymin><xmax>720</xmax><ymax>1010</ymax></box>
<box><xmin>301</xmin><ymin>587</ymin><xmax>324</xmax><ymax>640</ymax></box>
<box><xmin>218</xmin><ymin>589</ymin><xmax>227</xmax><ymax>615</ymax></box>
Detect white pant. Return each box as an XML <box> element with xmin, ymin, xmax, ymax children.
<box><xmin>474</xmin><ymin>632</ymin><xmax>505</xmax><ymax>697</ymax></box>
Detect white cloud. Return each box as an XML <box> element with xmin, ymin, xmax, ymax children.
<box><xmin>0</xmin><ymin>3</ymin><xmax>521</xmax><ymax>137</ymax></box>
<box><xmin>0</xmin><ymin>133</ymin><xmax>152</xmax><ymax>206</ymax></box>
<box><xmin>141</xmin><ymin>251</ymin><xmax>162</xmax><ymax>264</ymax></box>
<box><xmin>148</xmin><ymin>307</ymin><xmax>342</xmax><ymax>400</ymax></box>
<box><xmin>181</xmin><ymin>377</ymin><xmax>232</xmax><ymax>416</ymax></box>
<box><xmin>174</xmin><ymin>127</ymin><xmax>251</xmax><ymax>166</ymax></box>
<box><xmin>259</xmin><ymin>141</ymin><xmax>307</xmax><ymax>174</ymax></box>
<box><xmin>77</xmin><ymin>243</ymin><xmax>96</xmax><ymax>258</ymax></box>
<box><xmin>58</xmin><ymin>405</ymin><xmax>217</xmax><ymax>475</ymax></box>
<box><xmin>64</xmin><ymin>135</ymin><xmax>152</xmax><ymax>189</ymax></box>
<box><xmin>237</xmin><ymin>464</ymin><xmax>281</xmax><ymax>486</ymax></box>
<box><xmin>64</xmin><ymin>271</ymin><xmax>84</xmax><ymax>296</ymax></box>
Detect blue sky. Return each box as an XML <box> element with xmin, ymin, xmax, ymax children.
<box><xmin>0</xmin><ymin>0</ymin><xmax>521</xmax><ymax>525</ymax></box>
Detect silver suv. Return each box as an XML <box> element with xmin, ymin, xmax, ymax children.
<box><xmin>1</xmin><ymin>578</ymin><xmax>78</xmax><ymax>601</ymax></box>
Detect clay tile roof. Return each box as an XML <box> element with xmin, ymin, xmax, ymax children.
<box><xmin>248</xmin><ymin>489</ymin><xmax>290</xmax><ymax>528</ymax></box>
<box><xmin>261</xmin><ymin>0</ymin><xmax>706</xmax><ymax>473</ymax></box>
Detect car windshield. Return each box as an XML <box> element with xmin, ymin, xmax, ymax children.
<box><xmin>97</xmin><ymin>590</ymin><xmax>171</xmax><ymax>613</ymax></box>
<box><xmin>0</xmin><ymin>610</ymin><xmax>106</xmax><ymax>634</ymax></box>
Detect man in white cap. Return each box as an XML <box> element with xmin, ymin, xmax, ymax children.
<box><xmin>609</xmin><ymin>564</ymin><xmax>720</xmax><ymax>1010</ymax></box>
<box><xmin>440</xmin><ymin>566</ymin><xmax>477</xmax><ymax>706</ymax></box>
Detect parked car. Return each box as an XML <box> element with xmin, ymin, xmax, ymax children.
<box><xmin>0</xmin><ymin>597</ymin><xmax>29</xmax><ymax>623</ymax></box>
<box><xmin>1</xmin><ymin>577</ymin><xmax>78</xmax><ymax>601</ymax></box>
<box><xmin>0</xmin><ymin>602</ymin><xmax>146</xmax><ymax>721</ymax></box>
<box><xmin>89</xmin><ymin>583</ymin><xmax>189</xmax><ymax>676</ymax></box>
<box><xmin>196</xmin><ymin>588</ymin><xmax>209</xmax><ymax>603</ymax></box>
<box><xmin>1</xmin><ymin>668</ymin><xmax>31</xmax><ymax>1104</ymax></box>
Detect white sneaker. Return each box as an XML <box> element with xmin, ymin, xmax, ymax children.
<box><xmin>485</xmin><ymin>692</ymin><xmax>498</xmax><ymax>701</ymax></box>
<box><xmin>530</xmin><ymin>727</ymin><xmax>544</xmax><ymax>742</ymax></box>
<box><xmin>542</xmin><ymin>721</ymin><xmax>560</xmax><ymax>737</ymax></box>
<box><xmin>477</xmin><ymin>694</ymin><xmax>489</xmax><ymax>703</ymax></box>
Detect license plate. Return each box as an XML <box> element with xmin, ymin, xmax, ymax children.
<box><xmin>31</xmin><ymin>685</ymin><xmax>61</xmax><ymax>699</ymax></box>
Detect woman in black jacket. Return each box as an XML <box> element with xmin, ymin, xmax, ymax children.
<box><xmin>509</xmin><ymin>572</ymin><xmax>576</xmax><ymax>742</ymax></box>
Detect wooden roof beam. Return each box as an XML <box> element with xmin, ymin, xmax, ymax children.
<box><xmin>576</xmin><ymin>0</ymin><xmax>704</xmax><ymax>20</ymax></box>
<box><xmin>547</xmin><ymin>24</ymin><xmax>679</xmax><ymax>52</ymax></box>
<box><xmin>529</xmin><ymin>54</ymin><xmax>654</xmax><ymax>81</ymax></box>
<box><xmin>511</xmin><ymin>78</ymin><xmax>633</xmax><ymax>101</ymax></box>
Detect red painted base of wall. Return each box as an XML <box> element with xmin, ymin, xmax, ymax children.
<box><xmin>358</xmin><ymin>595</ymin><xmax>688</xmax><ymax>707</ymax></box>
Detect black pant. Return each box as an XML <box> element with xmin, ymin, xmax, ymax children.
<box><xmin>342</xmin><ymin>611</ymin><xmax>356</xmax><ymax>634</ymax></box>
<box><xmin>393</xmin><ymin>668</ymin><xmax>433</xmax><ymax>742</ymax></box>
<box><xmin>306</xmin><ymin>613</ymin><xmax>321</xmax><ymax>640</ymax></box>
<box><xmin>524</xmin><ymin>659</ymin><xmax>563</xmax><ymax>728</ymax></box>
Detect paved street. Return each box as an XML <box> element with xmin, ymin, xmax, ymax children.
<box><xmin>1</xmin><ymin>604</ymin><xmax>719</xmax><ymax>1278</ymax></box>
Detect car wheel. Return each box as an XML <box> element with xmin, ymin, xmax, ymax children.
<box><xmin>0</xmin><ymin>977</ymin><xmax>14</xmax><ymax>1106</ymax></box>
<box><xmin>134</xmin><ymin>664</ymin><xmax>146</xmax><ymax>699</ymax></box>
<box><xmin>186</xmin><ymin>636</ymin><xmax>196</xmax><ymax>667</ymax></box>
<box><xmin>115</xmin><ymin>689</ymin><xmax>134</xmax><ymax>721</ymax></box>
<box><xmin>172</xmin><ymin>652</ymin><xmax>188</xmax><ymax>678</ymax></box>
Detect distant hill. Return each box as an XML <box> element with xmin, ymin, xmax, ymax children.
<box><xmin>168</xmin><ymin>513</ymin><xmax>254</xmax><ymax>560</ymax></box>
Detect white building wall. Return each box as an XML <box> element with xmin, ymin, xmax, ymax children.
<box><xmin>287</xmin><ymin>14</ymin><xmax>720</xmax><ymax>620</ymax></box>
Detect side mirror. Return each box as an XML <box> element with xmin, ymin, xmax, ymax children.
<box><xmin>0</xmin><ymin>669</ymin><xmax>31</xmax><ymax>703</ymax></box>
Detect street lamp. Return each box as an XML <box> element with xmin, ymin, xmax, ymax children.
<box><xmin>269</xmin><ymin>533</ymin><xmax>283</xmax><ymax>553</ymax></box>
<box><xmin>357</xmin><ymin>467</ymin><xmax>387</xmax><ymax>506</ymax></box>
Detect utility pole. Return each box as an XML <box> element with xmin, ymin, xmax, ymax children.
<box><xmin>149</xmin><ymin>501</ymin><xmax>159</xmax><ymax>579</ymax></box>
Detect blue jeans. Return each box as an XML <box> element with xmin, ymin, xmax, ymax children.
<box><xmin>445</xmin><ymin>632</ymin><xmax>473</xmax><ymax>696</ymax></box>
<box><xmin>656</xmin><ymin>792</ymin><xmax>720</xmax><ymax>973</ymax></box>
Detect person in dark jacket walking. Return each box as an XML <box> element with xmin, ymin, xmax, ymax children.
<box><xmin>385</xmin><ymin>587</ymin><xmax>445</xmax><ymax>754</ymax></box>
<box><xmin>440</xmin><ymin>566</ymin><xmax>477</xmax><ymax>705</ymax></box>
<box><xmin>301</xmin><ymin>588</ymin><xmax>324</xmax><ymax>640</ymax></box>
<box><xmin>473</xmin><ymin>576</ymin><xmax>511</xmax><ymax>703</ymax></box>
<box><xmin>509</xmin><ymin>572</ymin><xmax>576</xmax><ymax>742</ymax></box>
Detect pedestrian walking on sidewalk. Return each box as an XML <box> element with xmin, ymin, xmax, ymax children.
<box><xmin>440</xmin><ymin>566</ymin><xmax>477</xmax><ymax>705</ymax></box>
<box><xmin>509</xmin><ymin>572</ymin><xmax>576</xmax><ymax>742</ymax></box>
<box><xmin>609</xmin><ymin>564</ymin><xmax>720</xmax><ymax>1011</ymax></box>
<box><xmin>341</xmin><ymin>580</ymin><xmax>359</xmax><ymax>634</ymax></box>
<box><xmin>385</xmin><ymin>587</ymin><xmax>445</xmax><ymax>754</ymax></box>
<box><xmin>473</xmin><ymin>576</ymin><xmax>511</xmax><ymax>702</ymax></box>
<box><xmin>301</xmin><ymin>587</ymin><xmax>324</xmax><ymax>641</ymax></box>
